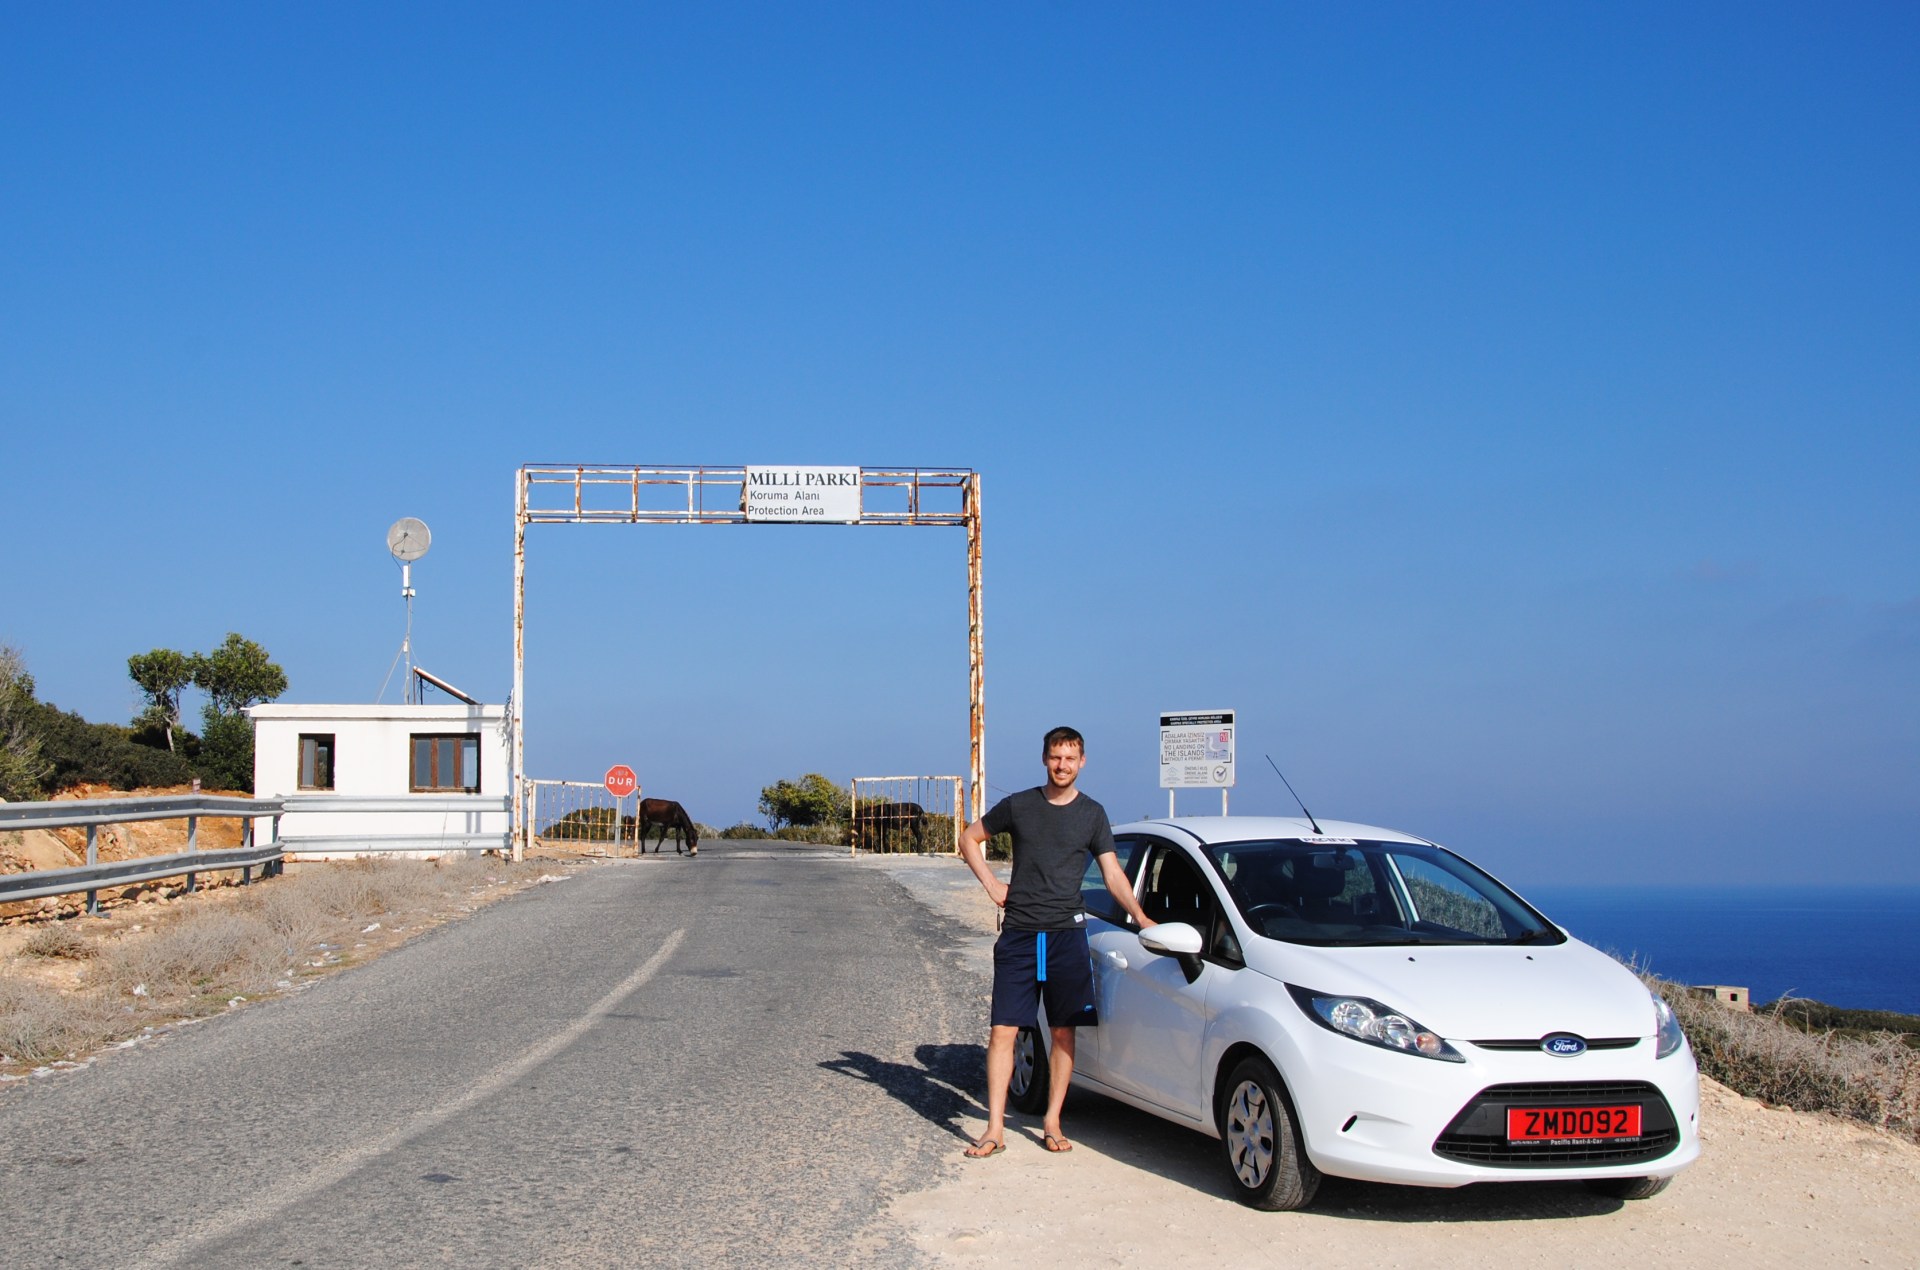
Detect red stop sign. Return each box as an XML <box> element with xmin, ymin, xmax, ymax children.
<box><xmin>604</xmin><ymin>765</ymin><xmax>637</xmax><ymax>798</ymax></box>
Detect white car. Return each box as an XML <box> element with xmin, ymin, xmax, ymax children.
<box><xmin>1008</xmin><ymin>816</ymin><xmax>1700</xmax><ymax>1210</ymax></box>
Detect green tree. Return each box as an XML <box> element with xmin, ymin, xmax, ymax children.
<box><xmin>757</xmin><ymin>772</ymin><xmax>848</xmax><ymax>828</ymax></box>
<box><xmin>195</xmin><ymin>708</ymin><xmax>257</xmax><ymax>793</ymax></box>
<box><xmin>187</xmin><ymin>633</ymin><xmax>288</xmax><ymax>795</ymax></box>
<box><xmin>127</xmin><ymin>647</ymin><xmax>196</xmax><ymax>752</ymax></box>
<box><xmin>0</xmin><ymin>644</ymin><xmax>53</xmax><ymax>800</ymax></box>
<box><xmin>192</xmin><ymin>633</ymin><xmax>288</xmax><ymax>715</ymax></box>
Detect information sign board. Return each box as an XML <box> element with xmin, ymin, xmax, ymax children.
<box><xmin>1160</xmin><ymin>710</ymin><xmax>1235</xmax><ymax>788</ymax></box>
<box><xmin>743</xmin><ymin>466</ymin><xmax>862</xmax><ymax>522</ymax></box>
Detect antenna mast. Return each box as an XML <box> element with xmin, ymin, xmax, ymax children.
<box><xmin>385</xmin><ymin>518</ymin><xmax>432</xmax><ymax>704</ymax></box>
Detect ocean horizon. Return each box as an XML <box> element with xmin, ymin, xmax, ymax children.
<box><xmin>1523</xmin><ymin>884</ymin><xmax>1920</xmax><ymax>1017</ymax></box>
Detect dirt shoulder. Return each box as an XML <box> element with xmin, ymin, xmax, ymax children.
<box><xmin>864</xmin><ymin>856</ymin><xmax>1920</xmax><ymax>1269</ymax></box>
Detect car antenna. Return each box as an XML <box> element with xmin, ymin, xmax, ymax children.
<box><xmin>1264</xmin><ymin>755</ymin><xmax>1324</xmax><ymax>835</ymax></box>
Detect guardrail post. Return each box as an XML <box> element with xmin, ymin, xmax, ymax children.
<box><xmin>271</xmin><ymin>813</ymin><xmax>283</xmax><ymax>877</ymax></box>
<box><xmin>85</xmin><ymin>824</ymin><xmax>100</xmax><ymax>915</ymax></box>
<box><xmin>185</xmin><ymin>814</ymin><xmax>198</xmax><ymax>892</ymax></box>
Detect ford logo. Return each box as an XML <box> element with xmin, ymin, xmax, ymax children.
<box><xmin>1541</xmin><ymin>1033</ymin><xmax>1588</xmax><ymax>1057</ymax></box>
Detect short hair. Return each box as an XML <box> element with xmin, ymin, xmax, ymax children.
<box><xmin>1042</xmin><ymin>726</ymin><xmax>1085</xmax><ymax>755</ymax></box>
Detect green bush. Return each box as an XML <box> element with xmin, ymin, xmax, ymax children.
<box><xmin>774</xmin><ymin>824</ymin><xmax>847</xmax><ymax>845</ymax></box>
<box><xmin>758</xmin><ymin>773</ymin><xmax>848</xmax><ymax>828</ymax></box>
<box><xmin>194</xmin><ymin>708</ymin><xmax>255</xmax><ymax>793</ymax></box>
<box><xmin>28</xmin><ymin>699</ymin><xmax>196</xmax><ymax>791</ymax></box>
<box><xmin>719</xmin><ymin>823</ymin><xmax>772</xmax><ymax>839</ymax></box>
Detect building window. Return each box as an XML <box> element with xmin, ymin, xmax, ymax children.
<box><xmin>411</xmin><ymin>734</ymin><xmax>480</xmax><ymax>792</ymax></box>
<box><xmin>299</xmin><ymin>734</ymin><xmax>335</xmax><ymax>790</ymax></box>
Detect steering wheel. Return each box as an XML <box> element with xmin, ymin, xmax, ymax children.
<box><xmin>1244</xmin><ymin>902</ymin><xmax>1299</xmax><ymax>930</ymax></box>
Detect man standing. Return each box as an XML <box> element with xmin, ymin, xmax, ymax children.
<box><xmin>956</xmin><ymin>726</ymin><xmax>1155</xmax><ymax>1157</ymax></box>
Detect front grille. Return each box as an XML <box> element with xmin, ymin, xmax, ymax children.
<box><xmin>1469</xmin><ymin>1037</ymin><xmax>1642</xmax><ymax>1052</ymax></box>
<box><xmin>1433</xmin><ymin>1081</ymin><xmax>1680</xmax><ymax>1168</ymax></box>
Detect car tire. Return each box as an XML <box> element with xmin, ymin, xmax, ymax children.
<box><xmin>1584</xmin><ymin>1175</ymin><xmax>1672</xmax><ymax>1200</ymax></box>
<box><xmin>1008</xmin><ymin>1026</ymin><xmax>1050</xmax><ymax>1115</ymax></box>
<box><xmin>1218</xmin><ymin>1055</ymin><xmax>1321</xmax><ymax>1211</ymax></box>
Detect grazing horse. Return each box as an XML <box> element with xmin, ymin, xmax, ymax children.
<box><xmin>636</xmin><ymin>798</ymin><xmax>699</xmax><ymax>856</ymax></box>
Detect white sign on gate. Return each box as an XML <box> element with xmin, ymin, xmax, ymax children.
<box><xmin>1160</xmin><ymin>709</ymin><xmax>1235</xmax><ymax>788</ymax></box>
<box><xmin>743</xmin><ymin>466</ymin><xmax>862</xmax><ymax>522</ymax></box>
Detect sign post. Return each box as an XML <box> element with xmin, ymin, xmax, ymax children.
<box><xmin>1159</xmin><ymin>710</ymin><xmax>1235</xmax><ymax>817</ymax></box>
<box><xmin>604</xmin><ymin>764</ymin><xmax>638</xmax><ymax>852</ymax></box>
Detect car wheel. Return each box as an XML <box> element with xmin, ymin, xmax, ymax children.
<box><xmin>1008</xmin><ymin>1026</ymin><xmax>1050</xmax><ymax>1115</ymax></box>
<box><xmin>1584</xmin><ymin>1175</ymin><xmax>1672</xmax><ymax>1200</ymax></box>
<box><xmin>1218</xmin><ymin>1055</ymin><xmax>1320</xmax><ymax>1211</ymax></box>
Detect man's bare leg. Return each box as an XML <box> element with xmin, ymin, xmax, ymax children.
<box><xmin>1043</xmin><ymin>1024</ymin><xmax>1076</xmax><ymax>1149</ymax></box>
<box><xmin>968</xmin><ymin>1024</ymin><xmax>1019</xmax><ymax>1155</ymax></box>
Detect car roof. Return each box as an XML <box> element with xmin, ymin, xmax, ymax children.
<box><xmin>1111</xmin><ymin>815</ymin><xmax>1434</xmax><ymax>847</ymax></box>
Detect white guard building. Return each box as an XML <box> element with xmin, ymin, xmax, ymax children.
<box><xmin>248</xmin><ymin>702</ymin><xmax>512</xmax><ymax>857</ymax></box>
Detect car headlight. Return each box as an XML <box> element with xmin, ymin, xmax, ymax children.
<box><xmin>1652</xmin><ymin>991</ymin><xmax>1686</xmax><ymax>1059</ymax></box>
<box><xmin>1287</xmin><ymin>985</ymin><xmax>1463</xmax><ymax>1062</ymax></box>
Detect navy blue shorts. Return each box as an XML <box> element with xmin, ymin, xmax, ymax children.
<box><xmin>991</xmin><ymin>926</ymin><xmax>1099</xmax><ymax>1029</ymax></box>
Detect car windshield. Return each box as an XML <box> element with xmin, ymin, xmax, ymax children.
<box><xmin>1201</xmin><ymin>838</ymin><xmax>1562</xmax><ymax>948</ymax></box>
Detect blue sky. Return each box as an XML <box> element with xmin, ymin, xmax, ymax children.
<box><xmin>2</xmin><ymin>4</ymin><xmax>1914</xmax><ymax>886</ymax></box>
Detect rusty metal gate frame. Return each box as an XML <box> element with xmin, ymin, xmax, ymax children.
<box><xmin>511</xmin><ymin>465</ymin><xmax>984</xmax><ymax>861</ymax></box>
<box><xmin>848</xmin><ymin>775</ymin><xmax>965</xmax><ymax>856</ymax></box>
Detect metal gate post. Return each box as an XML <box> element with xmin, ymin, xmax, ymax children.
<box><xmin>966</xmin><ymin>472</ymin><xmax>986</xmax><ymax>823</ymax></box>
<box><xmin>512</xmin><ymin>466</ymin><xmax>529</xmax><ymax>864</ymax></box>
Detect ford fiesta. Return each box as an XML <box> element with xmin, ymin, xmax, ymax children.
<box><xmin>1007</xmin><ymin>816</ymin><xmax>1700</xmax><ymax>1210</ymax></box>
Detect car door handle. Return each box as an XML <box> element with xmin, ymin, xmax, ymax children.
<box><xmin>1102</xmin><ymin>951</ymin><xmax>1128</xmax><ymax>970</ymax></box>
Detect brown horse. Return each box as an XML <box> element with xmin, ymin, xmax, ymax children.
<box><xmin>636</xmin><ymin>798</ymin><xmax>699</xmax><ymax>856</ymax></box>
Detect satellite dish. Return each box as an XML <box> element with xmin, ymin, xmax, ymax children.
<box><xmin>386</xmin><ymin>517</ymin><xmax>431</xmax><ymax>562</ymax></box>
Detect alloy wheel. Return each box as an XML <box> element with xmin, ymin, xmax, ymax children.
<box><xmin>1225</xmin><ymin>1078</ymin><xmax>1275</xmax><ymax>1187</ymax></box>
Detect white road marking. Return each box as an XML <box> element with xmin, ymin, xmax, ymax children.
<box><xmin>133</xmin><ymin>928</ymin><xmax>688</xmax><ymax>1270</ymax></box>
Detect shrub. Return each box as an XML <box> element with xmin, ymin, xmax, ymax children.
<box><xmin>194</xmin><ymin>708</ymin><xmax>255</xmax><ymax>793</ymax></box>
<box><xmin>774</xmin><ymin>824</ymin><xmax>847</xmax><ymax>845</ymax></box>
<box><xmin>1654</xmin><ymin>975</ymin><xmax>1920</xmax><ymax>1144</ymax></box>
<box><xmin>0</xmin><ymin>977</ymin><xmax>122</xmax><ymax>1065</ymax></box>
<box><xmin>719</xmin><ymin>823</ymin><xmax>772</xmax><ymax>839</ymax></box>
<box><xmin>19</xmin><ymin>923</ymin><xmax>96</xmax><ymax>960</ymax></box>
<box><xmin>758</xmin><ymin>773</ymin><xmax>848</xmax><ymax>828</ymax></box>
<box><xmin>27</xmin><ymin>699</ymin><xmax>196</xmax><ymax>791</ymax></box>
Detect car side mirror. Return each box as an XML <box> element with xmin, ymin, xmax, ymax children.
<box><xmin>1139</xmin><ymin>922</ymin><xmax>1203</xmax><ymax>956</ymax></box>
<box><xmin>1139</xmin><ymin>921</ymin><xmax>1205</xmax><ymax>984</ymax></box>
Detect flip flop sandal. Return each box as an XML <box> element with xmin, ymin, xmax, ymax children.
<box><xmin>1043</xmin><ymin>1134</ymin><xmax>1074</xmax><ymax>1153</ymax></box>
<box><xmin>964</xmin><ymin>1137</ymin><xmax>1006</xmax><ymax>1159</ymax></box>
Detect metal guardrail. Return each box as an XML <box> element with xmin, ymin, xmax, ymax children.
<box><xmin>0</xmin><ymin>792</ymin><xmax>511</xmax><ymax>911</ymax></box>
<box><xmin>0</xmin><ymin>844</ymin><xmax>287</xmax><ymax>905</ymax></box>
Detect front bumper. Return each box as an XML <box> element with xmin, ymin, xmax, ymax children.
<box><xmin>1282</xmin><ymin>1029</ymin><xmax>1701</xmax><ymax>1188</ymax></box>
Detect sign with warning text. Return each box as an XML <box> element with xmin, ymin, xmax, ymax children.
<box><xmin>1160</xmin><ymin>710</ymin><xmax>1235</xmax><ymax>788</ymax></box>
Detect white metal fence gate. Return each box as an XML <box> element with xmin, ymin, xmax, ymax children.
<box><xmin>849</xmin><ymin>776</ymin><xmax>963</xmax><ymax>855</ymax></box>
<box><xmin>523</xmin><ymin>778</ymin><xmax>638</xmax><ymax>857</ymax></box>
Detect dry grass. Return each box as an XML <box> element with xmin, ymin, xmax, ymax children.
<box><xmin>2</xmin><ymin>855</ymin><xmax>539</xmax><ymax>1077</ymax></box>
<box><xmin>1656</xmin><ymin>974</ymin><xmax>1920</xmax><ymax>1144</ymax></box>
<box><xmin>19</xmin><ymin>922</ymin><xmax>97</xmax><ymax>960</ymax></box>
<box><xmin>0</xmin><ymin>977</ymin><xmax>123</xmax><ymax>1066</ymax></box>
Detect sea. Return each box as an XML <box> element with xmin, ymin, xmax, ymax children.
<box><xmin>1523</xmin><ymin>885</ymin><xmax>1920</xmax><ymax>1017</ymax></box>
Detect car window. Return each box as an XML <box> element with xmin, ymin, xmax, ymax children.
<box><xmin>1140</xmin><ymin>845</ymin><xmax>1217</xmax><ymax>931</ymax></box>
<box><xmin>1080</xmin><ymin>836</ymin><xmax>1146</xmax><ymax>924</ymax></box>
<box><xmin>1202</xmin><ymin>839</ymin><xmax>1561</xmax><ymax>947</ymax></box>
<box><xmin>1390</xmin><ymin>853</ymin><xmax>1509</xmax><ymax>940</ymax></box>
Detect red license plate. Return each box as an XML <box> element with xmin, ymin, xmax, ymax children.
<box><xmin>1507</xmin><ymin>1105</ymin><xmax>1642</xmax><ymax>1141</ymax></box>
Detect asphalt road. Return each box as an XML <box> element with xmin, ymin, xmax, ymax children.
<box><xmin>0</xmin><ymin>848</ymin><xmax>992</xmax><ymax>1269</ymax></box>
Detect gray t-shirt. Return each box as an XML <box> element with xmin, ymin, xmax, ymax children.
<box><xmin>982</xmin><ymin>787</ymin><xmax>1116</xmax><ymax>931</ymax></box>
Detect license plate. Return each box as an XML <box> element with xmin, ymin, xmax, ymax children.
<box><xmin>1506</xmin><ymin>1105</ymin><xmax>1642</xmax><ymax>1141</ymax></box>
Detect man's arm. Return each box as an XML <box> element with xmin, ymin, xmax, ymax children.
<box><xmin>957</xmin><ymin>818</ymin><xmax>1008</xmax><ymax>909</ymax></box>
<box><xmin>1098</xmin><ymin>851</ymin><xmax>1155</xmax><ymax>929</ymax></box>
